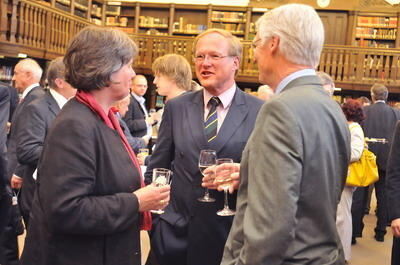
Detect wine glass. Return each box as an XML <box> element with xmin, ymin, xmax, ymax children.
<box><xmin>215</xmin><ymin>158</ymin><xmax>235</xmax><ymax>216</ymax></box>
<box><xmin>151</xmin><ymin>168</ymin><xmax>172</xmax><ymax>214</ymax></box>
<box><xmin>198</xmin><ymin>149</ymin><xmax>217</xmax><ymax>202</ymax></box>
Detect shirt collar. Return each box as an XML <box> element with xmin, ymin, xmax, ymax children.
<box><xmin>49</xmin><ymin>88</ymin><xmax>68</xmax><ymax>109</ymax></box>
<box><xmin>203</xmin><ymin>83</ymin><xmax>236</xmax><ymax>109</ymax></box>
<box><xmin>374</xmin><ymin>100</ymin><xmax>386</xmax><ymax>104</ymax></box>
<box><xmin>275</xmin><ymin>69</ymin><xmax>316</xmax><ymax>95</ymax></box>
<box><xmin>21</xmin><ymin>83</ymin><xmax>40</xmax><ymax>99</ymax></box>
<box><xmin>132</xmin><ymin>92</ymin><xmax>145</xmax><ymax>105</ymax></box>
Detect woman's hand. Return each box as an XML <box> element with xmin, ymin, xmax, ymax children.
<box><xmin>133</xmin><ymin>184</ymin><xmax>170</xmax><ymax>212</ymax></box>
<box><xmin>201</xmin><ymin>163</ymin><xmax>241</xmax><ymax>194</ymax></box>
<box><xmin>392</xmin><ymin>218</ymin><xmax>400</xmax><ymax>237</ymax></box>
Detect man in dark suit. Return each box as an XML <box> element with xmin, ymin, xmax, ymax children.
<box><xmin>352</xmin><ymin>83</ymin><xmax>400</xmax><ymax>243</ymax></box>
<box><xmin>0</xmin><ymin>82</ymin><xmax>11</xmax><ymax>265</ymax></box>
<box><xmin>16</xmin><ymin>57</ymin><xmax>76</xmax><ymax>226</ymax></box>
<box><xmin>387</xmin><ymin>121</ymin><xmax>400</xmax><ymax>265</ymax></box>
<box><xmin>0</xmin><ymin>58</ymin><xmax>45</xmax><ymax>265</ymax></box>
<box><xmin>123</xmin><ymin>75</ymin><xmax>156</xmax><ymax>140</ymax></box>
<box><xmin>220</xmin><ymin>4</ymin><xmax>350</xmax><ymax>265</ymax></box>
<box><xmin>144</xmin><ymin>29</ymin><xmax>263</xmax><ymax>265</ymax></box>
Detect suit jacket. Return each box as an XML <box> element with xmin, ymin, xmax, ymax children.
<box><xmin>7</xmin><ymin>85</ymin><xmax>45</xmax><ymax>180</ymax></box>
<box><xmin>20</xmin><ymin>98</ymin><xmax>142</xmax><ymax>265</ymax></box>
<box><xmin>123</xmin><ymin>93</ymin><xmax>148</xmax><ymax>137</ymax></box>
<box><xmin>0</xmin><ymin>83</ymin><xmax>10</xmax><ymax>233</ymax></box>
<box><xmin>118</xmin><ymin>115</ymin><xmax>146</xmax><ymax>153</ymax></box>
<box><xmin>363</xmin><ymin>102</ymin><xmax>400</xmax><ymax>170</ymax></box>
<box><xmin>145</xmin><ymin>88</ymin><xmax>263</xmax><ymax>265</ymax></box>
<box><xmin>16</xmin><ymin>90</ymin><xmax>61</xmax><ymax>222</ymax></box>
<box><xmin>222</xmin><ymin>76</ymin><xmax>351</xmax><ymax>265</ymax></box>
<box><xmin>387</xmin><ymin>121</ymin><xmax>400</xmax><ymax>222</ymax></box>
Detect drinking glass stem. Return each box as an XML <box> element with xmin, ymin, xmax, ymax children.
<box><xmin>223</xmin><ymin>188</ymin><xmax>229</xmax><ymax>210</ymax></box>
<box><xmin>204</xmin><ymin>188</ymin><xmax>210</xmax><ymax>199</ymax></box>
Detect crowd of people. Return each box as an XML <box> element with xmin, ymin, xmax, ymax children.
<box><xmin>1</xmin><ymin>3</ymin><xmax>400</xmax><ymax>265</ymax></box>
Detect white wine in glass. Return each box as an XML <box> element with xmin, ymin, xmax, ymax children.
<box><xmin>151</xmin><ymin>168</ymin><xmax>171</xmax><ymax>214</ymax></box>
<box><xmin>215</xmin><ymin>158</ymin><xmax>235</xmax><ymax>216</ymax></box>
<box><xmin>198</xmin><ymin>149</ymin><xmax>217</xmax><ymax>203</ymax></box>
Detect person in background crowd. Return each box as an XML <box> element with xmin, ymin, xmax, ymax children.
<box><xmin>352</xmin><ymin>83</ymin><xmax>400</xmax><ymax>243</ymax></box>
<box><xmin>256</xmin><ymin>84</ymin><xmax>274</xmax><ymax>101</ymax></box>
<box><xmin>144</xmin><ymin>28</ymin><xmax>263</xmax><ymax>265</ymax></box>
<box><xmin>124</xmin><ymin>75</ymin><xmax>158</xmax><ymax>142</ymax></box>
<box><xmin>338</xmin><ymin>99</ymin><xmax>365</xmax><ymax>262</ymax></box>
<box><xmin>113</xmin><ymin>95</ymin><xmax>146</xmax><ymax>153</ymax></box>
<box><xmin>387</xmin><ymin>120</ymin><xmax>400</xmax><ymax>265</ymax></box>
<box><xmin>153</xmin><ymin>54</ymin><xmax>193</xmax><ymax>102</ymax></box>
<box><xmin>19</xmin><ymin>26</ymin><xmax>170</xmax><ymax>265</ymax></box>
<box><xmin>15</xmin><ymin>57</ymin><xmax>76</xmax><ymax>226</ymax></box>
<box><xmin>0</xmin><ymin>82</ymin><xmax>10</xmax><ymax>265</ymax></box>
<box><xmin>1</xmin><ymin>58</ymin><xmax>45</xmax><ymax>265</ymax></box>
<box><xmin>317</xmin><ymin>71</ymin><xmax>335</xmax><ymax>97</ymax></box>
<box><xmin>394</xmin><ymin>102</ymin><xmax>400</xmax><ymax>110</ymax></box>
<box><xmin>217</xmin><ymin>4</ymin><xmax>350</xmax><ymax>264</ymax></box>
<box><xmin>359</xmin><ymin>96</ymin><xmax>371</xmax><ymax>107</ymax></box>
<box><xmin>137</xmin><ymin>54</ymin><xmax>194</xmax><ymax>166</ymax></box>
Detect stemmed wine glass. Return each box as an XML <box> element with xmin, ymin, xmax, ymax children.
<box><xmin>198</xmin><ymin>149</ymin><xmax>217</xmax><ymax>202</ymax></box>
<box><xmin>215</xmin><ymin>158</ymin><xmax>235</xmax><ymax>216</ymax></box>
<box><xmin>151</xmin><ymin>168</ymin><xmax>172</xmax><ymax>214</ymax></box>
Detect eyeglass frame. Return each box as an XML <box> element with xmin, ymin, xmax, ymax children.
<box><xmin>193</xmin><ymin>54</ymin><xmax>235</xmax><ymax>63</ymax></box>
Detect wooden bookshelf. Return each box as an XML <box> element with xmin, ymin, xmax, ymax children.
<box><xmin>354</xmin><ymin>14</ymin><xmax>398</xmax><ymax>48</ymax></box>
<box><xmin>172</xmin><ymin>5</ymin><xmax>208</xmax><ymax>36</ymax></box>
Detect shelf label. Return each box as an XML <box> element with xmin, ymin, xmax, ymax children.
<box><xmin>17</xmin><ymin>53</ymin><xmax>27</xmax><ymax>58</ymax></box>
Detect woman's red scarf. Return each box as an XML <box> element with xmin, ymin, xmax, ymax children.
<box><xmin>76</xmin><ymin>90</ymin><xmax>152</xmax><ymax>231</ymax></box>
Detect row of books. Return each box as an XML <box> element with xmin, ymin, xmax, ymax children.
<box><xmin>173</xmin><ymin>17</ymin><xmax>206</xmax><ymax>34</ymax></box>
<box><xmin>91</xmin><ymin>4</ymin><xmax>102</xmax><ymax>18</ymax></box>
<box><xmin>0</xmin><ymin>66</ymin><xmax>13</xmax><ymax>81</ymax></box>
<box><xmin>357</xmin><ymin>16</ymin><xmax>398</xmax><ymax>28</ymax></box>
<box><xmin>105</xmin><ymin>17</ymin><xmax>128</xmax><ymax>27</ymax></box>
<box><xmin>138</xmin><ymin>16</ymin><xmax>168</xmax><ymax>28</ymax></box>
<box><xmin>211</xmin><ymin>11</ymin><xmax>246</xmax><ymax>23</ymax></box>
<box><xmin>355</xmin><ymin>39</ymin><xmax>395</xmax><ymax>48</ymax></box>
<box><xmin>212</xmin><ymin>22</ymin><xmax>244</xmax><ymax>34</ymax></box>
<box><xmin>355</xmin><ymin>27</ymin><xmax>397</xmax><ymax>40</ymax></box>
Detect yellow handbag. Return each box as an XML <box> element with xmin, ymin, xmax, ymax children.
<box><xmin>346</xmin><ymin>148</ymin><xmax>379</xmax><ymax>187</ymax></box>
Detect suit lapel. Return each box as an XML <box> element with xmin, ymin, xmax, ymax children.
<box><xmin>210</xmin><ymin>88</ymin><xmax>248</xmax><ymax>153</ymax></box>
<box><xmin>46</xmin><ymin>91</ymin><xmax>61</xmax><ymax>117</ymax></box>
<box><xmin>186</xmin><ymin>91</ymin><xmax>208</xmax><ymax>151</ymax></box>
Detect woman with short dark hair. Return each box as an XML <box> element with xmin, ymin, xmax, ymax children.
<box><xmin>337</xmin><ymin>98</ymin><xmax>365</xmax><ymax>262</ymax></box>
<box><xmin>20</xmin><ymin>26</ymin><xmax>170</xmax><ymax>265</ymax></box>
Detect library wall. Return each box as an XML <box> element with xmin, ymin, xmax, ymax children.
<box><xmin>122</xmin><ymin>0</ymin><xmax>250</xmax><ymax>6</ymax></box>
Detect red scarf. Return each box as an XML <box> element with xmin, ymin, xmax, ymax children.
<box><xmin>76</xmin><ymin>91</ymin><xmax>152</xmax><ymax>231</ymax></box>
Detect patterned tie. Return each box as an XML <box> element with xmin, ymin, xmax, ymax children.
<box><xmin>204</xmin><ymin>96</ymin><xmax>221</xmax><ymax>142</ymax></box>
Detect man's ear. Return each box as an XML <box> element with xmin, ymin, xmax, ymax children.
<box><xmin>269</xmin><ymin>36</ymin><xmax>280</xmax><ymax>54</ymax></box>
<box><xmin>54</xmin><ymin>78</ymin><xmax>63</xmax><ymax>89</ymax></box>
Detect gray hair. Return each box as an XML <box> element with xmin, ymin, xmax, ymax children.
<box><xmin>64</xmin><ymin>26</ymin><xmax>138</xmax><ymax>92</ymax></box>
<box><xmin>256</xmin><ymin>4</ymin><xmax>324</xmax><ymax>68</ymax></box>
<box><xmin>371</xmin><ymin>83</ymin><xmax>388</xmax><ymax>101</ymax></box>
<box><xmin>17</xmin><ymin>58</ymin><xmax>43</xmax><ymax>82</ymax></box>
<box><xmin>47</xmin><ymin>57</ymin><xmax>65</xmax><ymax>90</ymax></box>
<box><xmin>316</xmin><ymin>71</ymin><xmax>335</xmax><ymax>96</ymax></box>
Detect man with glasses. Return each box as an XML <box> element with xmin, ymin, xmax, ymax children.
<box><xmin>144</xmin><ymin>29</ymin><xmax>262</xmax><ymax>265</ymax></box>
<box><xmin>220</xmin><ymin>4</ymin><xmax>351</xmax><ymax>265</ymax></box>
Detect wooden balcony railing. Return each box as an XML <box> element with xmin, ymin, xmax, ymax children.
<box><xmin>132</xmin><ymin>34</ymin><xmax>400</xmax><ymax>92</ymax></box>
<box><xmin>1</xmin><ymin>0</ymin><xmax>400</xmax><ymax>92</ymax></box>
<box><xmin>0</xmin><ymin>0</ymin><xmax>91</xmax><ymax>59</ymax></box>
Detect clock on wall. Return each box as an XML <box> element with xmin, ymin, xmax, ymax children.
<box><xmin>317</xmin><ymin>0</ymin><xmax>331</xmax><ymax>8</ymax></box>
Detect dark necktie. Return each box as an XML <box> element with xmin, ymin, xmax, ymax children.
<box><xmin>204</xmin><ymin>97</ymin><xmax>221</xmax><ymax>142</ymax></box>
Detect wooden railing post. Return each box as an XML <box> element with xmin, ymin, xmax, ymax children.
<box><xmin>9</xmin><ymin>0</ymin><xmax>19</xmax><ymax>43</ymax></box>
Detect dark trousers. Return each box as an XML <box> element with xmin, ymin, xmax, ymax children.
<box><xmin>392</xmin><ymin>237</ymin><xmax>400</xmax><ymax>265</ymax></box>
<box><xmin>0</xmin><ymin>220</ymin><xmax>19</xmax><ymax>265</ymax></box>
<box><xmin>352</xmin><ymin>168</ymin><xmax>388</xmax><ymax>238</ymax></box>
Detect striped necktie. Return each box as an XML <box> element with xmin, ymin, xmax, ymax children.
<box><xmin>204</xmin><ymin>96</ymin><xmax>221</xmax><ymax>142</ymax></box>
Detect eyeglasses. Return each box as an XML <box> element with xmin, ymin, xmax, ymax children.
<box><xmin>193</xmin><ymin>54</ymin><xmax>232</xmax><ymax>63</ymax></box>
<box><xmin>252</xmin><ymin>38</ymin><xmax>262</xmax><ymax>49</ymax></box>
